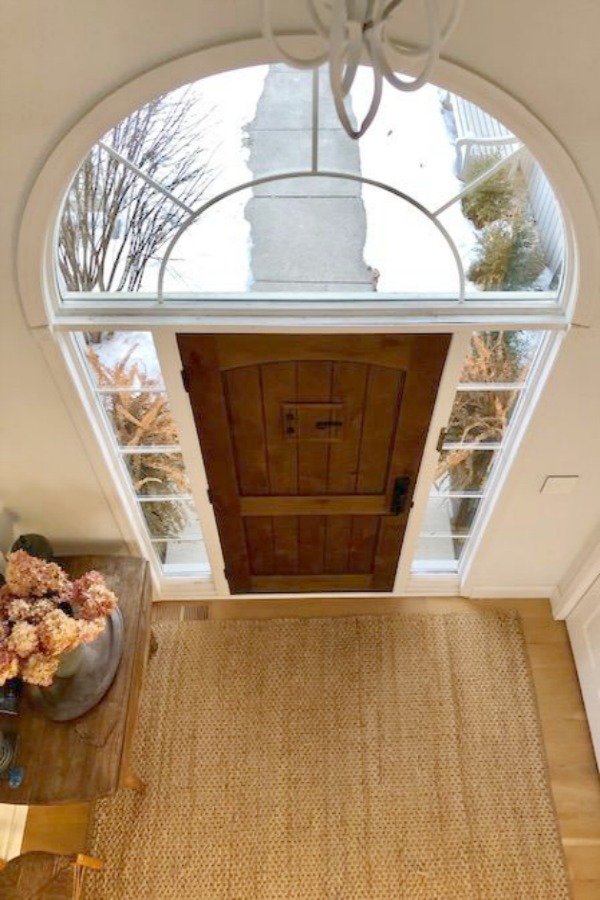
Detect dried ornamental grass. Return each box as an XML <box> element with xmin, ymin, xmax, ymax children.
<box><xmin>86</xmin><ymin>343</ymin><xmax>188</xmax><ymax>544</ymax></box>
<box><xmin>437</xmin><ymin>332</ymin><xmax>533</xmax><ymax>491</ymax></box>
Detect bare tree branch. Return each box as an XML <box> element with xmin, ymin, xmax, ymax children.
<box><xmin>57</xmin><ymin>88</ymin><xmax>215</xmax><ymax>293</ymax></box>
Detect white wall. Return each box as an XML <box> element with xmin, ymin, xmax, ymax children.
<box><xmin>2</xmin><ymin>0</ymin><xmax>600</xmax><ymax>592</ymax></box>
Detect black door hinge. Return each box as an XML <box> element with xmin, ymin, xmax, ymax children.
<box><xmin>181</xmin><ymin>367</ymin><xmax>190</xmax><ymax>393</ymax></box>
<box><xmin>390</xmin><ymin>475</ymin><xmax>412</xmax><ymax>516</ymax></box>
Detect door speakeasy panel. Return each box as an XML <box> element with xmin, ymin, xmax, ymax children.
<box><xmin>178</xmin><ymin>334</ymin><xmax>450</xmax><ymax>593</ymax></box>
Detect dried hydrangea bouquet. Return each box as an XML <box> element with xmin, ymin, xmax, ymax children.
<box><xmin>0</xmin><ymin>550</ymin><xmax>119</xmax><ymax>688</ymax></box>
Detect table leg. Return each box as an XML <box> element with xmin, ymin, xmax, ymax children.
<box><xmin>149</xmin><ymin>628</ymin><xmax>158</xmax><ymax>660</ymax></box>
<box><xmin>122</xmin><ymin>771</ymin><xmax>146</xmax><ymax>791</ymax></box>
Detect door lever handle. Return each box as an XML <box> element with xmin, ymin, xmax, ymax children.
<box><xmin>390</xmin><ymin>476</ymin><xmax>411</xmax><ymax>516</ymax></box>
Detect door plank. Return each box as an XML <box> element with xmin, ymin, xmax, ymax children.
<box><xmin>297</xmin><ymin>362</ymin><xmax>332</xmax><ymax>574</ymax></box>
<box><xmin>260</xmin><ymin>361</ymin><xmax>298</xmax><ymax>494</ymax></box>
<box><xmin>371</xmin><ymin>334</ymin><xmax>452</xmax><ymax>589</ymax></box>
<box><xmin>209</xmin><ymin>335</ymin><xmax>413</xmax><ymax>370</ymax></box>
<box><xmin>244</xmin><ymin>517</ymin><xmax>274</xmax><ymax>575</ymax></box>
<box><xmin>223</xmin><ymin>366</ymin><xmax>269</xmax><ymax>496</ymax></box>
<box><xmin>272</xmin><ymin>516</ymin><xmax>299</xmax><ymax>575</ymax></box>
<box><xmin>298</xmin><ymin>516</ymin><xmax>327</xmax><ymax>574</ymax></box>
<box><xmin>297</xmin><ymin>361</ymin><xmax>333</xmax><ymax>494</ymax></box>
<box><xmin>177</xmin><ymin>335</ymin><xmax>252</xmax><ymax>592</ymax></box>
<box><xmin>324</xmin><ymin>516</ymin><xmax>352</xmax><ymax>574</ymax></box>
<box><xmin>261</xmin><ymin>362</ymin><xmax>299</xmax><ymax>575</ymax></box>
<box><xmin>348</xmin><ymin>516</ymin><xmax>380</xmax><ymax>573</ymax></box>
<box><xmin>356</xmin><ymin>366</ymin><xmax>404</xmax><ymax>494</ymax></box>
<box><xmin>250</xmin><ymin>574</ymin><xmax>374</xmax><ymax>593</ymax></box>
<box><xmin>240</xmin><ymin>495</ymin><xmax>387</xmax><ymax>515</ymax></box>
<box><xmin>327</xmin><ymin>362</ymin><xmax>368</xmax><ymax>493</ymax></box>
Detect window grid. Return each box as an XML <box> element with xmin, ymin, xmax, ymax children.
<box><xmin>75</xmin><ymin>333</ymin><xmax>209</xmax><ymax>578</ymax></box>
<box><xmin>413</xmin><ymin>331</ymin><xmax>542</xmax><ymax>572</ymax></box>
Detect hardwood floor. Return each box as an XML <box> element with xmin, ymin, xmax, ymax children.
<box><xmin>22</xmin><ymin>596</ymin><xmax>600</xmax><ymax>899</ymax></box>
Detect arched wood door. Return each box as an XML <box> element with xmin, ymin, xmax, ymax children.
<box><xmin>178</xmin><ymin>334</ymin><xmax>450</xmax><ymax>593</ymax></box>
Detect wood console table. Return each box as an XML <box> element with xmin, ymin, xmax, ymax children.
<box><xmin>0</xmin><ymin>556</ymin><xmax>152</xmax><ymax>806</ymax></box>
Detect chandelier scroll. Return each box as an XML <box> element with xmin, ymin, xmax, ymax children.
<box><xmin>261</xmin><ymin>0</ymin><xmax>464</xmax><ymax>139</ymax></box>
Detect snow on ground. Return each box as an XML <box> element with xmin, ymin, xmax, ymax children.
<box><xmin>91</xmin><ymin>331</ymin><xmax>162</xmax><ymax>384</ymax></box>
<box><xmin>157</xmin><ymin>68</ymin><xmax>268</xmax><ymax>293</ymax></box>
<box><xmin>148</xmin><ymin>66</ymin><xmax>475</xmax><ymax>296</ymax></box>
<box><xmin>355</xmin><ymin>78</ymin><xmax>477</xmax><ymax>294</ymax></box>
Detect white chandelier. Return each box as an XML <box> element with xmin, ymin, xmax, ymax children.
<box><xmin>261</xmin><ymin>0</ymin><xmax>463</xmax><ymax>139</ymax></box>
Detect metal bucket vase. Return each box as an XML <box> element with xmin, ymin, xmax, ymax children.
<box><xmin>26</xmin><ymin>608</ymin><xmax>124</xmax><ymax>722</ymax></box>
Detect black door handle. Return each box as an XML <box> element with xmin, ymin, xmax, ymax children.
<box><xmin>390</xmin><ymin>476</ymin><xmax>411</xmax><ymax>515</ymax></box>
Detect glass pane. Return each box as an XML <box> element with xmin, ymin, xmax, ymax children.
<box><xmin>140</xmin><ymin>499</ymin><xmax>201</xmax><ymax>540</ymax></box>
<box><xmin>438</xmin><ymin>146</ymin><xmax>562</xmax><ymax>299</ymax></box>
<box><xmin>421</xmin><ymin>495</ymin><xmax>481</xmax><ymax>537</ymax></box>
<box><xmin>58</xmin><ymin>65</ymin><xmax>565</xmax><ymax>304</ymax></box>
<box><xmin>82</xmin><ymin>332</ymin><xmax>164</xmax><ymax>389</ymax></box>
<box><xmin>362</xmin><ymin>184</ymin><xmax>460</xmax><ymax>295</ymax></box>
<box><xmin>163</xmin><ymin>175</ymin><xmax>461</xmax><ymax>295</ymax></box>
<box><xmin>346</xmin><ymin>80</ymin><xmax>463</xmax><ymax>212</ymax></box>
<box><xmin>57</xmin><ymin>69</ymin><xmax>269</xmax><ymax>295</ymax></box>
<box><xmin>153</xmin><ymin>539</ymin><xmax>209</xmax><ymax>572</ymax></box>
<box><xmin>124</xmin><ymin>452</ymin><xmax>191</xmax><ymax>496</ymax></box>
<box><xmin>161</xmin><ymin>186</ymin><xmax>253</xmax><ymax>293</ymax></box>
<box><xmin>459</xmin><ymin>331</ymin><xmax>542</xmax><ymax>384</ymax></box>
<box><xmin>413</xmin><ymin>535</ymin><xmax>467</xmax><ymax>565</ymax></box>
<box><xmin>100</xmin><ymin>392</ymin><xmax>178</xmax><ymax>448</ymax></box>
<box><xmin>434</xmin><ymin>449</ymin><xmax>496</xmax><ymax>493</ymax></box>
<box><xmin>445</xmin><ymin>390</ymin><xmax>518</xmax><ymax>444</ymax></box>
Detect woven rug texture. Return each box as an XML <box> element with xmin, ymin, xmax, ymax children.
<box><xmin>86</xmin><ymin>612</ymin><xmax>570</xmax><ymax>899</ymax></box>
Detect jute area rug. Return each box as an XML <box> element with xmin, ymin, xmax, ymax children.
<box><xmin>86</xmin><ymin>612</ymin><xmax>570</xmax><ymax>899</ymax></box>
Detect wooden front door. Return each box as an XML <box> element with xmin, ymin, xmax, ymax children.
<box><xmin>178</xmin><ymin>334</ymin><xmax>450</xmax><ymax>593</ymax></box>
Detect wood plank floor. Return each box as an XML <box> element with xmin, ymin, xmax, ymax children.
<box><xmin>23</xmin><ymin>597</ymin><xmax>600</xmax><ymax>899</ymax></box>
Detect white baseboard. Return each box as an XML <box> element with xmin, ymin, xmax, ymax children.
<box><xmin>463</xmin><ymin>584</ymin><xmax>556</xmax><ymax>600</ymax></box>
<box><xmin>158</xmin><ymin>578</ymin><xmax>218</xmax><ymax>601</ymax></box>
<box><xmin>0</xmin><ymin>804</ymin><xmax>27</xmax><ymax>861</ymax></box>
<box><xmin>404</xmin><ymin>574</ymin><xmax>461</xmax><ymax>596</ymax></box>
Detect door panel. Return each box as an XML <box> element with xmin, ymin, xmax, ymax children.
<box><xmin>178</xmin><ymin>334</ymin><xmax>451</xmax><ymax>593</ymax></box>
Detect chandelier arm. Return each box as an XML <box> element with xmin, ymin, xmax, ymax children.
<box><xmin>307</xmin><ymin>0</ymin><xmax>330</xmax><ymax>37</ymax></box>
<box><xmin>330</xmin><ymin>44</ymin><xmax>383</xmax><ymax>139</ymax></box>
<box><xmin>260</xmin><ymin>0</ymin><xmax>330</xmax><ymax>69</ymax></box>
<box><xmin>380</xmin><ymin>0</ymin><xmax>406</xmax><ymax>19</ymax></box>
<box><xmin>340</xmin><ymin>21</ymin><xmax>364</xmax><ymax>96</ymax></box>
<box><xmin>369</xmin><ymin>0</ymin><xmax>441</xmax><ymax>91</ymax></box>
<box><xmin>385</xmin><ymin>0</ymin><xmax>463</xmax><ymax>61</ymax></box>
<box><xmin>329</xmin><ymin>0</ymin><xmax>357</xmax><ymax>98</ymax></box>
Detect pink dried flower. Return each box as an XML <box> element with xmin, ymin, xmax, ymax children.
<box><xmin>20</xmin><ymin>653</ymin><xmax>60</xmax><ymax>687</ymax></box>
<box><xmin>0</xmin><ymin>649</ymin><xmax>19</xmax><ymax>686</ymax></box>
<box><xmin>7</xmin><ymin>599</ymin><xmax>34</xmax><ymax>622</ymax></box>
<box><xmin>5</xmin><ymin>550</ymin><xmax>69</xmax><ymax>598</ymax></box>
<box><xmin>0</xmin><ymin>553</ymin><xmax>119</xmax><ymax>687</ymax></box>
<box><xmin>78</xmin><ymin>617</ymin><xmax>106</xmax><ymax>644</ymax></box>
<box><xmin>73</xmin><ymin>571</ymin><xmax>118</xmax><ymax>620</ymax></box>
<box><xmin>27</xmin><ymin>598</ymin><xmax>58</xmax><ymax>623</ymax></box>
<box><xmin>7</xmin><ymin>622</ymin><xmax>39</xmax><ymax>658</ymax></box>
<box><xmin>37</xmin><ymin>609</ymin><xmax>80</xmax><ymax>655</ymax></box>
